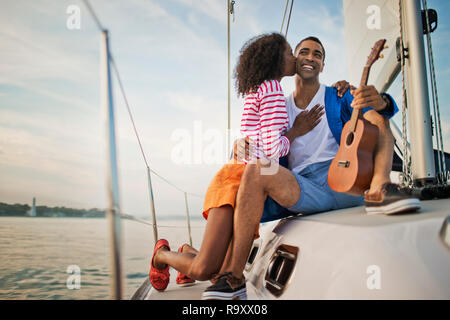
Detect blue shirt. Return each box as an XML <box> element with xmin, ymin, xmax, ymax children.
<box><xmin>324</xmin><ymin>86</ymin><xmax>398</xmax><ymax>145</ymax></box>
<box><xmin>280</xmin><ymin>87</ymin><xmax>398</xmax><ymax>168</ymax></box>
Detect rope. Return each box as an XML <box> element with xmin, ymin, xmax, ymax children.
<box><xmin>398</xmin><ymin>0</ymin><xmax>412</xmax><ymax>187</ymax></box>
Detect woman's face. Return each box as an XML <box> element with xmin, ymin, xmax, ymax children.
<box><xmin>282</xmin><ymin>43</ymin><xmax>296</xmax><ymax>77</ymax></box>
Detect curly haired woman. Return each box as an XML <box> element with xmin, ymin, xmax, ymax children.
<box><xmin>149</xmin><ymin>33</ymin><xmax>296</xmax><ymax>299</ymax></box>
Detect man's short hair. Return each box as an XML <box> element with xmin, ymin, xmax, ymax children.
<box><xmin>295</xmin><ymin>36</ymin><xmax>325</xmax><ymax>62</ymax></box>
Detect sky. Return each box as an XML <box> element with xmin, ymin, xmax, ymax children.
<box><xmin>1</xmin><ymin>0</ymin><xmax>450</xmax><ymax>219</ymax></box>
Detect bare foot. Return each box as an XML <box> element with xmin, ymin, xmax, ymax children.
<box><xmin>367</xmin><ymin>178</ymin><xmax>391</xmax><ymax>195</ymax></box>
<box><xmin>180</xmin><ymin>243</ymin><xmax>199</xmax><ymax>255</ymax></box>
<box><xmin>153</xmin><ymin>245</ymin><xmax>169</xmax><ymax>270</ymax></box>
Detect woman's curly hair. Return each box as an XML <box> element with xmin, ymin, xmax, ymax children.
<box><xmin>235</xmin><ymin>33</ymin><xmax>287</xmax><ymax>97</ymax></box>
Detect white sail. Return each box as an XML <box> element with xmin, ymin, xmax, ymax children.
<box><xmin>343</xmin><ymin>0</ymin><xmax>400</xmax><ymax>91</ymax></box>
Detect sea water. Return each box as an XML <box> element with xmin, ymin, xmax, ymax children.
<box><xmin>0</xmin><ymin>216</ymin><xmax>206</xmax><ymax>300</ymax></box>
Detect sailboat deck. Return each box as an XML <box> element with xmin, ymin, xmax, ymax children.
<box><xmin>139</xmin><ymin>269</ymin><xmax>210</xmax><ymax>300</ymax></box>
<box><xmin>138</xmin><ymin>198</ymin><xmax>450</xmax><ymax>300</ymax></box>
<box><xmin>293</xmin><ymin>198</ymin><xmax>450</xmax><ymax>227</ymax></box>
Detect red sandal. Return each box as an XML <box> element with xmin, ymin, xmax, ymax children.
<box><xmin>149</xmin><ymin>239</ymin><xmax>170</xmax><ymax>291</ymax></box>
<box><xmin>176</xmin><ymin>244</ymin><xmax>196</xmax><ymax>286</ymax></box>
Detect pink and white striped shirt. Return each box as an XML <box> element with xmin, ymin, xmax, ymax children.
<box><xmin>240</xmin><ymin>79</ymin><xmax>290</xmax><ymax>161</ymax></box>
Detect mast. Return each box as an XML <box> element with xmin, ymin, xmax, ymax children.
<box><xmin>401</xmin><ymin>0</ymin><xmax>436</xmax><ymax>186</ymax></box>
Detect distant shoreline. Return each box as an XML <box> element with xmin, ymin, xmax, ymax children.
<box><xmin>0</xmin><ymin>201</ymin><xmax>105</xmax><ymax>218</ymax></box>
<box><xmin>0</xmin><ymin>201</ymin><xmax>203</xmax><ymax>220</ymax></box>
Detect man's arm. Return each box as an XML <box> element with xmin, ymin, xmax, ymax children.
<box><xmin>349</xmin><ymin>85</ymin><xmax>398</xmax><ymax>118</ymax></box>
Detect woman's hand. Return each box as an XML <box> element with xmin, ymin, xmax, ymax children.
<box><xmin>233</xmin><ymin>137</ymin><xmax>256</xmax><ymax>162</ymax></box>
<box><xmin>332</xmin><ymin>80</ymin><xmax>356</xmax><ymax>97</ymax></box>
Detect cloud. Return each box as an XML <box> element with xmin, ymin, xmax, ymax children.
<box><xmin>0</xmin><ymin>11</ymin><xmax>97</xmax><ymax>84</ymax></box>
<box><xmin>0</xmin><ymin>112</ymin><xmax>103</xmax><ymax>183</ymax></box>
<box><xmin>173</xmin><ymin>0</ymin><xmax>225</xmax><ymax>24</ymax></box>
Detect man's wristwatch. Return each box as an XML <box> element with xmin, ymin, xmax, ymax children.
<box><xmin>380</xmin><ymin>93</ymin><xmax>393</xmax><ymax>113</ymax></box>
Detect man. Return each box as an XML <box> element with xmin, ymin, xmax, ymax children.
<box><xmin>202</xmin><ymin>36</ymin><xmax>421</xmax><ymax>300</ymax></box>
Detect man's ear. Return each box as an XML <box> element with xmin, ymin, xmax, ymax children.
<box><xmin>320</xmin><ymin>62</ymin><xmax>325</xmax><ymax>73</ymax></box>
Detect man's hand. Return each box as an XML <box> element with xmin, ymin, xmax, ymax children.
<box><xmin>290</xmin><ymin>104</ymin><xmax>325</xmax><ymax>139</ymax></box>
<box><xmin>350</xmin><ymin>85</ymin><xmax>387</xmax><ymax>111</ymax></box>
<box><xmin>332</xmin><ymin>80</ymin><xmax>356</xmax><ymax>98</ymax></box>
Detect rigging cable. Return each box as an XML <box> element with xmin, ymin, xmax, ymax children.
<box><xmin>82</xmin><ymin>0</ymin><xmax>204</xmax><ymax>232</ymax></box>
<box><xmin>82</xmin><ymin>0</ymin><xmax>104</xmax><ymax>31</ymax></box>
<box><xmin>84</xmin><ymin>0</ymin><xmax>203</xmax><ymax>198</ymax></box>
<box><xmin>280</xmin><ymin>0</ymin><xmax>294</xmax><ymax>37</ymax></box>
<box><xmin>280</xmin><ymin>0</ymin><xmax>289</xmax><ymax>34</ymax></box>
<box><xmin>110</xmin><ymin>57</ymin><xmax>202</xmax><ymax>198</ymax></box>
<box><xmin>422</xmin><ymin>0</ymin><xmax>447</xmax><ymax>184</ymax></box>
<box><xmin>285</xmin><ymin>0</ymin><xmax>294</xmax><ymax>38</ymax></box>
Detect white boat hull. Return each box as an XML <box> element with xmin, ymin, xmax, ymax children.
<box><xmin>245</xmin><ymin>199</ymin><xmax>450</xmax><ymax>299</ymax></box>
<box><xmin>142</xmin><ymin>199</ymin><xmax>450</xmax><ymax>300</ymax></box>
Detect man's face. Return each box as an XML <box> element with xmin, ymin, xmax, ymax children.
<box><xmin>294</xmin><ymin>40</ymin><xmax>325</xmax><ymax>80</ymax></box>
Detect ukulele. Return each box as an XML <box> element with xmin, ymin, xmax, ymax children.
<box><xmin>327</xmin><ymin>39</ymin><xmax>387</xmax><ymax>195</ymax></box>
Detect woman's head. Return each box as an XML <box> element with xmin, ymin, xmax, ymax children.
<box><xmin>235</xmin><ymin>33</ymin><xmax>295</xmax><ymax>96</ymax></box>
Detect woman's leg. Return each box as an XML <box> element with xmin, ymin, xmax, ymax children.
<box><xmin>153</xmin><ymin>205</ymin><xmax>234</xmax><ymax>281</ymax></box>
<box><xmin>178</xmin><ymin>225</ymin><xmax>234</xmax><ymax>281</ymax></box>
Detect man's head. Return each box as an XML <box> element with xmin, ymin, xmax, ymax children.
<box><xmin>294</xmin><ymin>36</ymin><xmax>325</xmax><ymax>81</ymax></box>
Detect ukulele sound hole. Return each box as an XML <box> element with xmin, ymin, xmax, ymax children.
<box><xmin>346</xmin><ymin>132</ymin><xmax>354</xmax><ymax>146</ymax></box>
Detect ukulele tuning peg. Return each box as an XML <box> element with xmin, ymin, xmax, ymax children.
<box><xmin>379</xmin><ymin>53</ymin><xmax>384</xmax><ymax>59</ymax></box>
<box><xmin>384</xmin><ymin>45</ymin><xmax>389</xmax><ymax>49</ymax></box>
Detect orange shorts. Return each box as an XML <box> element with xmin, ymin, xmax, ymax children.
<box><xmin>203</xmin><ymin>161</ymin><xmax>260</xmax><ymax>238</ymax></box>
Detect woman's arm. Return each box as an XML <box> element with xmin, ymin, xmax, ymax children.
<box><xmin>258</xmin><ymin>81</ymin><xmax>290</xmax><ymax>159</ymax></box>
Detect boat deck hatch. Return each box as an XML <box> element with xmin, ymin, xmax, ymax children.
<box><xmin>265</xmin><ymin>244</ymin><xmax>298</xmax><ymax>297</ymax></box>
<box><xmin>245</xmin><ymin>244</ymin><xmax>259</xmax><ymax>271</ymax></box>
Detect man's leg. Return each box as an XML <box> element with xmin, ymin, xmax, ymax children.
<box><xmin>363</xmin><ymin>110</ymin><xmax>394</xmax><ymax>193</ymax></box>
<box><xmin>226</xmin><ymin>162</ymin><xmax>301</xmax><ymax>279</ymax></box>
<box><xmin>363</xmin><ymin>110</ymin><xmax>421</xmax><ymax>214</ymax></box>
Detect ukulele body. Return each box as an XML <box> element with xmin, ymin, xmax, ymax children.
<box><xmin>328</xmin><ymin>118</ymin><xmax>379</xmax><ymax>195</ymax></box>
<box><xmin>328</xmin><ymin>38</ymin><xmax>386</xmax><ymax>196</ymax></box>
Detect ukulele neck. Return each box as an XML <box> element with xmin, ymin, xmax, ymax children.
<box><xmin>349</xmin><ymin>66</ymin><xmax>371</xmax><ymax>132</ymax></box>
